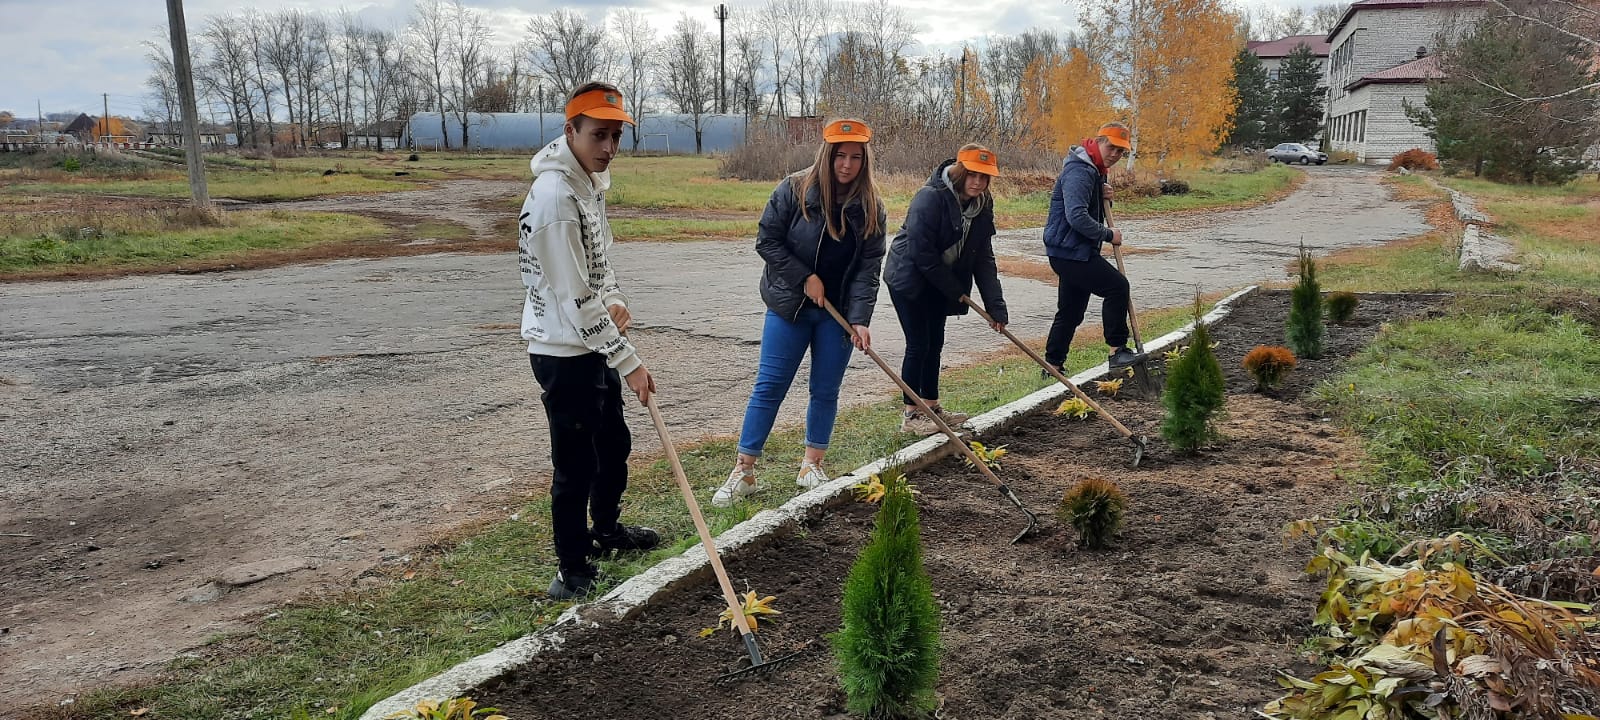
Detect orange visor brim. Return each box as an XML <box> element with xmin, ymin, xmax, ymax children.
<box><xmin>565</xmin><ymin>90</ymin><xmax>636</xmax><ymax>126</ymax></box>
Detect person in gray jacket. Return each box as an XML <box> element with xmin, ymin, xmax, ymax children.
<box><xmin>1041</xmin><ymin>121</ymin><xmax>1146</xmax><ymax>374</ymax></box>
<box><xmin>713</xmin><ymin>119</ymin><xmax>887</xmax><ymax>507</ymax></box>
<box><xmin>883</xmin><ymin>144</ymin><xmax>1008</xmax><ymax>435</ymax></box>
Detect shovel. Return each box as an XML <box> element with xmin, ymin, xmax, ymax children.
<box><xmin>644</xmin><ymin>396</ymin><xmax>808</xmax><ymax>682</ymax></box>
<box><xmin>960</xmin><ymin>296</ymin><xmax>1148</xmax><ymax>467</ymax></box>
<box><xmin>1104</xmin><ymin>199</ymin><xmax>1159</xmax><ymax>397</ymax></box>
<box><xmin>820</xmin><ymin>298</ymin><xmax>1039</xmax><ymax>543</ymax></box>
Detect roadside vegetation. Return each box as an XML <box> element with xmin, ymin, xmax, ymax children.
<box><xmin>1266</xmin><ymin>173</ymin><xmax>1600</xmax><ymax>718</ymax></box>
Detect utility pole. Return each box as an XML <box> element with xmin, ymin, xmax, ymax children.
<box><xmin>165</xmin><ymin>0</ymin><xmax>210</xmax><ymax>209</ymax></box>
<box><xmin>102</xmin><ymin>93</ymin><xmax>110</xmax><ymax>143</ymax></box>
<box><xmin>37</xmin><ymin>100</ymin><xmax>43</xmax><ymax>142</ymax></box>
<box><xmin>714</xmin><ymin>3</ymin><xmax>729</xmax><ymax>115</ymax></box>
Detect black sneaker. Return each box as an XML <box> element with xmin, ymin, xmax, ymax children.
<box><xmin>547</xmin><ymin>563</ymin><xmax>600</xmax><ymax>600</ymax></box>
<box><xmin>589</xmin><ymin>524</ymin><xmax>660</xmax><ymax>557</ymax></box>
<box><xmin>1041</xmin><ymin>364</ymin><xmax>1064</xmax><ymax>380</ymax></box>
<box><xmin>1108</xmin><ymin>348</ymin><xmax>1147</xmax><ymax>369</ymax></box>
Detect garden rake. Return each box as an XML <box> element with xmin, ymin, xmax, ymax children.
<box><xmin>643</xmin><ymin>396</ymin><xmax>809</xmax><ymax>683</ymax></box>
<box><xmin>1103</xmin><ymin>199</ymin><xmax>1159</xmax><ymax>397</ymax></box>
<box><xmin>960</xmin><ymin>296</ymin><xmax>1147</xmax><ymax>468</ymax></box>
<box><xmin>820</xmin><ymin>299</ymin><xmax>1039</xmax><ymax>543</ymax></box>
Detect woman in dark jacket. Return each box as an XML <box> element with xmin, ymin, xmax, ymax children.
<box><xmin>713</xmin><ymin>119</ymin><xmax>888</xmax><ymax>507</ymax></box>
<box><xmin>883</xmin><ymin>144</ymin><xmax>1008</xmax><ymax>435</ymax></box>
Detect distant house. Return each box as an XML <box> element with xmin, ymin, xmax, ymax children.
<box><xmin>1247</xmin><ymin>35</ymin><xmax>1331</xmax><ymax>82</ymax></box>
<box><xmin>63</xmin><ymin>114</ymin><xmax>140</xmax><ymax>143</ymax></box>
<box><xmin>143</xmin><ymin>121</ymin><xmax>230</xmax><ymax>148</ymax></box>
<box><xmin>1325</xmin><ymin>0</ymin><xmax>1485</xmax><ymax>163</ymax></box>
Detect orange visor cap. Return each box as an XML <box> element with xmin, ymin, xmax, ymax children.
<box><xmin>1098</xmin><ymin>124</ymin><xmax>1132</xmax><ymax>150</ymax></box>
<box><xmin>565</xmin><ymin>89</ymin><xmax>635</xmax><ymax>126</ymax></box>
<box><xmin>822</xmin><ymin>119</ymin><xmax>872</xmax><ymax>144</ymax></box>
<box><xmin>957</xmin><ymin>147</ymin><xmax>1001</xmax><ymax>177</ymax></box>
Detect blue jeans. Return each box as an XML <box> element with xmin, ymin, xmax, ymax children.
<box><xmin>738</xmin><ymin>308</ymin><xmax>854</xmax><ymax>457</ymax></box>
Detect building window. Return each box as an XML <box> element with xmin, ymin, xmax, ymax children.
<box><xmin>1357</xmin><ymin>110</ymin><xmax>1366</xmax><ymax>142</ymax></box>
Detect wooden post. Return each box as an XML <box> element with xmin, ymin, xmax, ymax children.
<box><xmin>165</xmin><ymin>0</ymin><xmax>211</xmax><ymax>210</ymax></box>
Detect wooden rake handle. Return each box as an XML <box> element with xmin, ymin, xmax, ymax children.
<box><xmin>959</xmin><ymin>296</ymin><xmax>1138</xmax><ymax>441</ymax></box>
<box><xmin>1103</xmin><ymin>199</ymin><xmax>1145</xmax><ymax>353</ymax></box>
<box><xmin>645</xmin><ymin>398</ymin><xmax>758</xmax><ymax>640</ymax></box>
<box><xmin>818</xmin><ymin>299</ymin><xmax>1007</xmax><ymax>491</ymax></box>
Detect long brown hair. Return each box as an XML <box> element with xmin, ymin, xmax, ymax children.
<box><xmin>791</xmin><ymin>125</ymin><xmax>883</xmax><ymax>240</ymax></box>
<box><xmin>946</xmin><ymin>143</ymin><xmax>994</xmax><ymax>209</ymax></box>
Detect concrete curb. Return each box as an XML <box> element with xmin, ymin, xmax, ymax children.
<box><xmin>1458</xmin><ymin>224</ymin><xmax>1521</xmax><ymax>273</ymax></box>
<box><xmin>357</xmin><ymin>285</ymin><xmax>1261</xmax><ymax>719</ymax></box>
<box><xmin>1417</xmin><ymin>176</ymin><xmax>1518</xmax><ymax>274</ymax></box>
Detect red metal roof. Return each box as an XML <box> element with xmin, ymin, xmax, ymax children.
<box><xmin>1248</xmin><ymin>35</ymin><xmax>1331</xmax><ymax>58</ymax></box>
<box><xmin>1347</xmin><ymin>54</ymin><xmax>1445</xmax><ymax>90</ymax></box>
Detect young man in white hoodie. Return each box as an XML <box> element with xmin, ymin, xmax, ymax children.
<box><xmin>520</xmin><ymin>82</ymin><xmax>659</xmax><ymax>599</ymax></box>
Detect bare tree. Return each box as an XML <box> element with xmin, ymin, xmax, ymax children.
<box><xmin>143</xmin><ymin>33</ymin><xmax>180</xmax><ymax>130</ymax></box>
<box><xmin>526</xmin><ymin>9</ymin><xmax>612</xmax><ymax>101</ymax></box>
<box><xmin>1477</xmin><ymin>0</ymin><xmax>1600</xmax><ymax>102</ymax></box>
<box><xmin>245</xmin><ymin>11</ymin><xmax>280</xmax><ymax>147</ymax></box>
<box><xmin>611</xmin><ymin>8</ymin><xmax>658</xmax><ymax>150</ymax></box>
<box><xmin>409</xmin><ymin>0</ymin><xmax>452</xmax><ymax>148</ymax></box>
<box><xmin>1310</xmin><ymin>3</ymin><xmax>1351</xmax><ymax>35</ymax></box>
<box><xmin>729</xmin><ymin>9</ymin><xmax>766</xmax><ymax>126</ymax></box>
<box><xmin>200</xmin><ymin>16</ymin><xmax>259</xmax><ymax>149</ymax></box>
<box><xmin>661</xmin><ymin>14</ymin><xmax>717</xmax><ymax>153</ymax></box>
<box><xmin>262</xmin><ymin>10</ymin><xmax>304</xmax><ymax>146</ymax></box>
<box><xmin>444</xmin><ymin>0</ymin><xmax>490</xmax><ymax>149</ymax></box>
<box><xmin>761</xmin><ymin>0</ymin><xmax>790</xmax><ymax>117</ymax></box>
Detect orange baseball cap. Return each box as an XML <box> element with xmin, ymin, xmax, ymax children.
<box><xmin>1098</xmin><ymin>123</ymin><xmax>1132</xmax><ymax>150</ymax></box>
<box><xmin>822</xmin><ymin>119</ymin><xmax>872</xmax><ymax>144</ymax></box>
<box><xmin>957</xmin><ymin>147</ymin><xmax>1000</xmax><ymax>177</ymax></box>
<box><xmin>565</xmin><ymin>88</ymin><xmax>635</xmax><ymax>126</ymax></box>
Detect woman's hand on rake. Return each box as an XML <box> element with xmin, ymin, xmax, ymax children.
<box><xmin>851</xmin><ymin>325</ymin><xmax>872</xmax><ymax>351</ymax></box>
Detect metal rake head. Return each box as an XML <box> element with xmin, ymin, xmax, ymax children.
<box><xmin>1130</xmin><ymin>435</ymin><xmax>1148</xmax><ymax>468</ymax></box>
<box><xmin>714</xmin><ymin>643</ymin><xmax>812</xmax><ymax>684</ymax></box>
<box><xmin>997</xmin><ymin>485</ymin><xmax>1040</xmax><ymax>544</ymax></box>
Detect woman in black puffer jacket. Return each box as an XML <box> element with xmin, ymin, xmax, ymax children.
<box><xmin>883</xmin><ymin>144</ymin><xmax>1008</xmax><ymax>435</ymax></box>
<box><xmin>712</xmin><ymin>119</ymin><xmax>888</xmax><ymax>507</ymax></box>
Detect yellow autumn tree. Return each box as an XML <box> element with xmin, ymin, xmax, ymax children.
<box><xmin>1043</xmin><ymin>47</ymin><xmax>1115</xmax><ymax>154</ymax></box>
<box><xmin>1079</xmin><ymin>0</ymin><xmax>1241</xmax><ymax>167</ymax></box>
<box><xmin>1015</xmin><ymin>54</ymin><xmax>1061</xmax><ymax>149</ymax></box>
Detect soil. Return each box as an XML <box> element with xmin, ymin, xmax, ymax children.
<box><xmin>475</xmin><ymin>290</ymin><xmax>1446</xmax><ymax>719</ymax></box>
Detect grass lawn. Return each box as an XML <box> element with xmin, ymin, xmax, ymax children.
<box><xmin>1273</xmin><ymin>171</ymin><xmax>1600</xmax><ymax>713</ymax></box>
<box><xmin>53</xmin><ymin>300</ymin><xmax>1215</xmax><ymax>720</ymax></box>
<box><xmin>0</xmin><ymin>210</ymin><xmax>388</xmax><ymax>277</ymax></box>
<box><xmin>2</xmin><ymin>170</ymin><xmax>414</xmax><ymax>202</ymax></box>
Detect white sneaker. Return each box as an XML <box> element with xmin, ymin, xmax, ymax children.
<box><xmin>796</xmin><ymin>460</ymin><xmax>830</xmax><ymax>489</ymax></box>
<box><xmin>712</xmin><ymin>465</ymin><xmax>764</xmax><ymax>507</ymax></box>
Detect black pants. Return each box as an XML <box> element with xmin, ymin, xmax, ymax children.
<box><xmin>1044</xmin><ymin>254</ymin><xmax>1131</xmax><ymax>368</ymax></box>
<box><xmin>891</xmin><ymin>288</ymin><xmax>949</xmax><ymax>406</ymax></box>
<box><xmin>529</xmin><ymin>353</ymin><xmax>632</xmax><ymax>572</ymax></box>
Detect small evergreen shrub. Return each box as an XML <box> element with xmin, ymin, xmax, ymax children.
<box><xmin>1287</xmin><ymin>246</ymin><xmax>1324</xmax><ymax>359</ymax></box>
<box><xmin>1387</xmin><ymin>148</ymin><xmax>1439</xmax><ymax>172</ymax></box>
<box><xmin>834</xmin><ymin>468</ymin><xmax>940</xmax><ymax>718</ymax></box>
<box><xmin>1326</xmin><ymin>291</ymin><xmax>1359</xmax><ymax>324</ymax></box>
<box><xmin>1242</xmin><ymin>345</ymin><xmax>1297</xmax><ymax>391</ymax></box>
<box><xmin>61</xmin><ymin>156</ymin><xmax>81</xmax><ymax>172</ymax></box>
<box><xmin>1161</xmin><ymin>296</ymin><xmax>1227</xmax><ymax>453</ymax></box>
<box><xmin>1059</xmin><ymin>477</ymin><xmax>1128</xmax><ymax>550</ymax></box>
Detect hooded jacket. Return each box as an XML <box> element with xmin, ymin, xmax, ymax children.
<box><xmin>1042</xmin><ymin>144</ymin><xmax>1114</xmax><ymax>262</ymax></box>
<box><xmin>755</xmin><ymin>174</ymin><xmax>887</xmax><ymax>326</ymax></box>
<box><xmin>883</xmin><ymin>159</ymin><xmax>1008</xmax><ymax>323</ymax></box>
<box><xmin>517</xmin><ymin>136</ymin><xmax>640</xmax><ymax>377</ymax></box>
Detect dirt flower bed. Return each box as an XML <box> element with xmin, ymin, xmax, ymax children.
<box><xmin>472</xmin><ymin>290</ymin><xmax>1443</xmax><ymax>718</ymax></box>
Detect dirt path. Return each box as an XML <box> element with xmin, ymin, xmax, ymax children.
<box><xmin>0</xmin><ymin>167</ymin><xmax>1428</xmax><ymax>707</ymax></box>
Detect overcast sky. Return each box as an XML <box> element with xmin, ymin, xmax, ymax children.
<box><xmin>0</xmin><ymin>0</ymin><xmax>1325</xmax><ymax>119</ymax></box>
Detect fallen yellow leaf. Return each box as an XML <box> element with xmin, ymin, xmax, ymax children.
<box><xmin>129</xmin><ymin>710</ymin><xmax>150</xmax><ymax>717</ymax></box>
